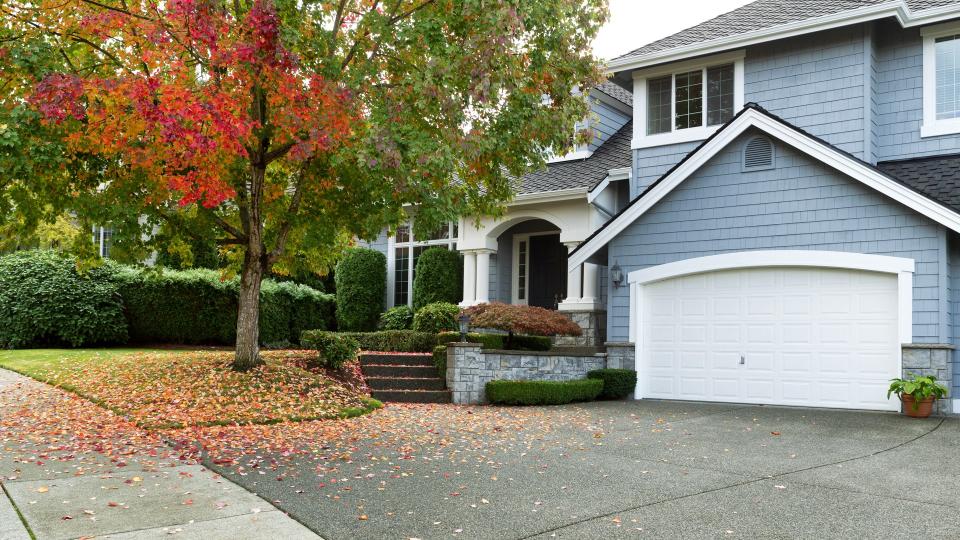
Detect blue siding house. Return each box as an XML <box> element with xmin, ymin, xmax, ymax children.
<box><xmin>372</xmin><ymin>0</ymin><xmax>960</xmax><ymax>413</ymax></box>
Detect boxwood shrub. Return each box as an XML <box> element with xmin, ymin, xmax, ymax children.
<box><xmin>305</xmin><ymin>331</ymin><xmax>360</xmax><ymax>370</ymax></box>
<box><xmin>432</xmin><ymin>345</ymin><xmax>448</xmax><ymax>378</ymax></box>
<box><xmin>302</xmin><ymin>329</ymin><xmax>437</xmax><ymax>353</ymax></box>
<box><xmin>587</xmin><ymin>369</ymin><xmax>638</xmax><ymax>400</ymax></box>
<box><xmin>412</xmin><ymin>247</ymin><xmax>462</xmax><ymax>310</ymax></box>
<box><xmin>412</xmin><ymin>302</ymin><xmax>460</xmax><ymax>333</ymax></box>
<box><xmin>334</xmin><ymin>248</ymin><xmax>385</xmax><ymax>331</ymax></box>
<box><xmin>485</xmin><ymin>379</ymin><xmax>603</xmax><ymax>406</ymax></box>
<box><xmin>379</xmin><ymin>305</ymin><xmax>414</xmax><ymax>330</ymax></box>
<box><xmin>0</xmin><ymin>250</ymin><xmax>128</xmax><ymax>348</ymax></box>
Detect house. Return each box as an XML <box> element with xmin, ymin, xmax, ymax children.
<box><xmin>373</xmin><ymin>0</ymin><xmax>960</xmax><ymax>413</ymax></box>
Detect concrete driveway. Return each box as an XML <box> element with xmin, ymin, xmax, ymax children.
<box><xmin>211</xmin><ymin>401</ymin><xmax>960</xmax><ymax>539</ymax></box>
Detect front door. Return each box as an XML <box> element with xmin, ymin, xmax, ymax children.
<box><xmin>527</xmin><ymin>234</ymin><xmax>567</xmax><ymax>309</ymax></box>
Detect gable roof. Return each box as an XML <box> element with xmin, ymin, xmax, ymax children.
<box><xmin>513</xmin><ymin>120</ymin><xmax>632</xmax><ymax>196</ymax></box>
<box><xmin>593</xmin><ymin>81</ymin><xmax>633</xmax><ymax>108</ymax></box>
<box><xmin>568</xmin><ymin>103</ymin><xmax>960</xmax><ymax>268</ymax></box>
<box><xmin>878</xmin><ymin>154</ymin><xmax>960</xmax><ymax>214</ymax></box>
<box><xmin>607</xmin><ymin>0</ymin><xmax>960</xmax><ymax>73</ymax></box>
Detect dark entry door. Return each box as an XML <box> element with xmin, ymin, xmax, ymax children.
<box><xmin>528</xmin><ymin>234</ymin><xmax>567</xmax><ymax>309</ymax></box>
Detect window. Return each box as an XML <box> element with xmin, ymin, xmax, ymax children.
<box><xmin>389</xmin><ymin>220</ymin><xmax>458</xmax><ymax>307</ymax></box>
<box><xmin>922</xmin><ymin>22</ymin><xmax>960</xmax><ymax>137</ymax></box>
<box><xmin>92</xmin><ymin>226</ymin><xmax>113</xmax><ymax>258</ymax></box>
<box><xmin>634</xmin><ymin>50</ymin><xmax>744</xmax><ymax>148</ymax></box>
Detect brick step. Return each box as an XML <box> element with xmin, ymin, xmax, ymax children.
<box><xmin>361</xmin><ymin>364</ymin><xmax>438</xmax><ymax>378</ymax></box>
<box><xmin>366</xmin><ymin>376</ymin><xmax>446</xmax><ymax>391</ymax></box>
<box><xmin>371</xmin><ymin>389</ymin><xmax>452</xmax><ymax>404</ymax></box>
<box><xmin>359</xmin><ymin>353</ymin><xmax>434</xmax><ymax>367</ymax></box>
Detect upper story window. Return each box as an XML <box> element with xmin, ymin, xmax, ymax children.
<box><xmin>633</xmin><ymin>50</ymin><xmax>744</xmax><ymax>149</ymax></box>
<box><xmin>922</xmin><ymin>22</ymin><xmax>960</xmax><ymax>137</ymax></box>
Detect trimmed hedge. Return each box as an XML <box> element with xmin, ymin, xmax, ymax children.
<box><xmin>485</xmin><ymin>379</ymin><xmax>603</xmax><ymax>406</ymax></box>
<box><xmin>334</xmin><ymin>248</ymin><xmax>385</xmax><ymax>331</ymax></box>
<box><xmin>306</xmin><ymin>332</ymin><xmax>360</xmax><ymax>370</ymax></box>
<box><xmin>412</xmin><ymin>247</ymin><xmax>461</xmax><ymax>310</ymax></box>
<box><xmin>432</xmin><ymin>345</ymin><xmax>447</xmax><ymax>378</ymax></box>
<box><xmin>412</xmin><ymin>302</ymin><xmax>460</xmax><ymax>333</ymax></box>
<box><xmin>435</xmin><ymin>331</ymin><xmax>551</xmax><ymax>351</ymax></box>
<box><xmin>302</xmin><ymin>329</ymin><xmax>437</xmax><ymax>353</ymax></box>
<box><xmin>379</xmin><ymin>305</ymin><xmax>414</xmax><ymax>330</ymax></box>
<box><xmin>0</xmin><ymin>250</ymin><xmax>128</xmax><ymax>348</ymax></box>
<box><xmin>587</xmin><ymin>369</ymin><xmax>638</xmax><ymax>400</ymax></box>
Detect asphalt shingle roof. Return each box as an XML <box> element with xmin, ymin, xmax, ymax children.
<box><xmin>614</xmin><ymin>0</ymin><xmax>958</xmax><ymax>63</ymax></box>
<box><xmin>594</xmin><ymin>81</ymin><xmax>633</xmax><ymax>107</ymax></box>
<box><xmin>515</xmin><ymin>120</ymin><xmax>632</xmax><ymax>195</ymax></box>
<box><xmin>878</xmin><ymin>155</ymin><xmax>960</xmax><ymax>214</ymax></box>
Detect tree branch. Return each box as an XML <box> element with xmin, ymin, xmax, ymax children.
<box><xmin>266</xmin><ymin>169</ymin><xmax>306</xmax><ymax>264</ymax></box>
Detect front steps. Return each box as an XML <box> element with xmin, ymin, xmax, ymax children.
<box><xmin>359</xmin><ymin>353</ymin><xmax>451</xmax><ymax>404</ymax></box>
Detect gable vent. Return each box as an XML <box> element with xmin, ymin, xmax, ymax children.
<box><xmin>743</xmin><ymin>136</ymin><xmax>774</xmax><ymax>171</ymax></box>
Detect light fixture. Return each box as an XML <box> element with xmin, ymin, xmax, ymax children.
<box><xmin>458</xmin><ymin>313</ymin><xmax>471</xmax><ymax>342</ymax></box>
<box><xmin>611</xmin><ymin>262</ymin><xmax>624</xmax><ymax>288</ymax></box>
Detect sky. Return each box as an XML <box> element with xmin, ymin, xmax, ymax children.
<box><xmin>593</xmin><ymin>0</ymin><xmax>753</xmax><ymax>60</ymax></box>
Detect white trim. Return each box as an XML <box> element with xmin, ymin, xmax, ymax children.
<box><xmin>546</xmin><ymin>148</ymin><xmax>593</xmax><ymax>164</ymax></box>
<box><xmin>510</xmin><ymin>230</ymin><xmax>561</xmax><ymax>305</ymax></box>
<box><xmin>953</xmin><ymin>399</ymin><xmax>960</xmax><ymax>414</ymax></box>
<box><xmin>632</xmin><ymin>52</ymin><xmax>745</xmax><ymax>150</ymax></box>
<box><xmin>921</xmin><ymin>21</ymin><xmax>960</xmax><ymax>138</ymax></box>
<box><xmin>570</xmin><ymin>107</ymin><xmax>960</xmax><ymax>269</ymax></box>
<box><xmin>386</xmin><ymin>219</ymin><xmax>457</xmax><ymax>307</ymax></box>
<box><xmin>606</xmin><ymin>2</ymin><xmax>960</xmax><ymax>75</ymax></box>
<box><xmin>510</xmin><ymin>187</ymin><xmax>588</xmax><ymax>206</ymax></box>
<box><xmin>587</xmin><ymin>167</ymin><xmax>631</xmax><ymax>203</ymax></box>
<box><xmin>385</xmin><ymin>234</ymin><xmax>396</xmax><ymax>308</ymax></box>
<box><xmin>627</xmin><ymin>250</ymin><xmax>915</xmax><ymax>400</ymax></box>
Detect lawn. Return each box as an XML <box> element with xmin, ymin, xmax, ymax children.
<box><xmin>0</xmin><ymin>348</ymin><xmax>381</xmax><ymax>429</ymax></box>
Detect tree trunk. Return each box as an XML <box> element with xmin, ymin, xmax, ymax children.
<box><xmin>233</xmin><ymin>164</ymin><xmax>267</xmax><ymax>371</ymax></box>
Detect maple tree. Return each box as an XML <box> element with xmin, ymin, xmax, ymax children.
<box><xmin>1</xmin><ymin>0</ymin><xmax>606</xmax><ymax>370</ymax></box>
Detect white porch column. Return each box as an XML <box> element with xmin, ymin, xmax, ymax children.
<box><xmin>582</xmin><ymin>262</ymin><xmax>599</xmax><ymax>303</ymax></box>
<box><xmin>475</xmin><ymin>249</ymin><xmax>492</xmax><ymax>304</ymax></box>
<box><xmin>563</xmin><ymin>242</ymin><xmax>582</xmax><ymax>304</ymax></box>
<box><xmin>461</xmin><ymin>251</ymin><xmax>477</xmax><ymax>306</ymax></box>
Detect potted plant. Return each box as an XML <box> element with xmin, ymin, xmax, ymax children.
<box><xmin>887</xmin><ymin>374</ymin><xmax>949</xmax><ymax>418</ymax></box>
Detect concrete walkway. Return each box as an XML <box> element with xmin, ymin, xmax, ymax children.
<box><xmin>0</xmin><ymin>369</ymin><xmax>320</xmax><ymax>540</ymax></box>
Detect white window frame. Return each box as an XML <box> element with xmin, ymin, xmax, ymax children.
<box><xmin>632</xmin><ymin>50</ymin><xmax>745</xmax><ymax>149</ymax></box>
<box><xmin>921</xmin><ymin>21</ymin><xmax>960</xmax><ymax>138</ymax></box>
<box><xmin>92</xmin><ymin>226</ymin><xmax>112</xmax><ymax>258</ymax></box>
<box><xmin>386</xmin><ymin>220</ymin><xmax>458</xmax><ymax>308</ymax></box>
<box><xmin>511</xmin><ymin>230</ymin><xmax>561</xmax><ymax>305</ymax></box>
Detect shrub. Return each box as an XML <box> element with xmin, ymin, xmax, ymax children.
<box><xmin>412</xmin><ymin>247</ymin><xmax>462</xmax><ymax>310</ymax></box>
<box><xmin>587</xmin><ymin>369</ymin><xmax>638</xmax><ymax>400</ymax></box>
<box><xmin>412</xmin><ymin>302</ymin><xmax>460</xmax><ymax>333</ymax></box>
<box><xmin>0</xmin><ymin>250</ymin><xmax>128</xmax><ymax>347</ymax></box>
<box><xmin>379</xmin><ymin>305</ymin><xmax>414</xmax><ymax>330</ymax></box>
<box><xmin>485</xmin><ymin>379</ymin><xmax>603</xmax><ymax>406</ymax></box>
<box><xmin>434</xmin><ymin>331</ymin><xmax>551</xmax><ymax>351</ymax></box>
<box><xmin>334</xmin><ymin>248</ymin><xmax>385</xmax><ymax>331</ymax></box>
<box><xmin>302</xmin><ymin>329</ymin><xmax>437</xmax><ymax>353</ymax></box>
<box><xmin>462</xmin><ymin>302</ymin><xmax>580</xmax><ymax>348</ymax></box>
<box><xmin>432</xmin><ymin>345</ymin><xmax>448</xmax><ymax>378</ymax></box>
<box><xmin>304</xmin><ymin>331</ymin><xmax>359</xmax><ymax>370</ymax></box>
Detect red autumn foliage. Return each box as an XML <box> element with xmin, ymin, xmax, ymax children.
<box><xmin>462</xmin><ymin>302</ymin><xmax>582</xmax><ymax>338</ymax></box>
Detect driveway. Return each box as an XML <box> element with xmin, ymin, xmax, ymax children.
<box><xmin>208</xmin><ymin>401</ymin><xmax>960</xmax><ymax>539</ymax></box>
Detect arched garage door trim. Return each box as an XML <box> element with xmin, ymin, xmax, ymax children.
<box><xmin>627</xmin><ymin>250</ymin><xmax>915</xmax><ymax>402</ymax></box>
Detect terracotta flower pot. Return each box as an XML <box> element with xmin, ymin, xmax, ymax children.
<box><xmin>900</xmin><ymin>394</ymin><xmax>936</xmax><ymax>418</ymax></box>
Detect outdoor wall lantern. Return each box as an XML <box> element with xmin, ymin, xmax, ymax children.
<box><xmin>458</xmin><ymin>313</ymin><xmax>470</xmax><ymax>342</ymax></box>
<box><xmin>610</xmin><ymin>262</ymin><xmax>624</xmax><ymax>288</ymax></box>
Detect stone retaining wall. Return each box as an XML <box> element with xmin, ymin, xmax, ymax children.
<box><xmin>902</xmin><ymin>343</ymin><xmax>954</xmax><ymax>415</ymax></box>
<box><xmin>446</xmin><ymin>343</ymin><xmax>607</xmax><ymax>404</ymax></box>
<box><xmin>554</xmin><ymin>310</ymin><xmax>607</xmax><ymax>347</ymax></box>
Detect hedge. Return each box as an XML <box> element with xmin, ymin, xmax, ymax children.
<box><xmin>485</xmin><ymin>379</ymin><xmax>603</xmax><ymax>406</ymax></box>
<box><xmin>587</xmin><ymin>369</ymin><xmax>638</xmax><ymax>400</ymax></box>
<box><xmin>412</xmin><ymin>302</ymin><xmax>460</xmax><ymax>333</ymax></box>
<box><xmin>302</xmin><ymin>329</ymin><xmax>437</xmax><ymax>353</ymax></box>
<box><xmin>334</xmin><ymin>248</ymin><xmax>385</xmax><ymax>331</ymax></box>
<box><xmin>412</xmin><ymin>247</ymin><xmax>461</xmax><ymax>310</ymax></box>
<box><xmin>435</xmin><ymin>331</ymin><xmax>551</xmax><ymax>351</ymax></box>
<box><xmin>379</xmin><ymin>305</ymin><xmax>413</xmax><ymax>330</ymax></box>
<box><xmin>432</xmin><ymin>345</ymin><xmax>447</xmax><ymax>378</ymax></box>
<box><xmin>0</xmin><ymin>250</ymin><xmax>128</xmax><ymax>348</ymax></box>
<box><xmin>307</xmin><ymin>332</ymin><xmax>360</xmax><ymax>370</ymax></box>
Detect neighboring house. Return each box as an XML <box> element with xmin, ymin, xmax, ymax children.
<box><xmin>372</xmin><ymin>0</ymin><xmax>960</xmax><ymax>413</ymax></box>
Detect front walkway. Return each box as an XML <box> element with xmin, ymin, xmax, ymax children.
<box><xmin>0</xmin><ymin>369</ymin><xmax>319</xmax><ymax>540</ymax></box>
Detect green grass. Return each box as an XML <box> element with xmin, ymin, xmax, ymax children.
<box><xmin>0</xmin><ymin>348</ymin><xmax>167</xmax><ymax>374</ymax></box>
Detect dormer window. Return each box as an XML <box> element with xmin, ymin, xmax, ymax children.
<box><xmin>922</xmin><ymin>21</ymin><xmax>960</xmax><ymax>137</ymax></box>
<box><xmin>633</xmin><ymin>50</ymin><xmax>744</xmax><ymax>149</ymax></box>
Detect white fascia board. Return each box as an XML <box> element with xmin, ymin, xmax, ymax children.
<box><xmin>605</xmin><ymin>2</ymin><xmax>960</xmax><ymax>76</ymax></box>
<box><xmin>569</xmin><ymin>107</ymin><xmax>960</xmax><ymax>269</ymax></box>
<box><xmin>587</xmin><ymin>167</ymin><xmax>631</xmax><ymax>204</ymax></box>
<box><xmin>510</xmin><ymin>187</ymin><xmax>588</xmax><ymax>206</ymax></box>
<box><xmin>547</xmin><ymin>148</ymin><xmax>593</xmax><ymax>164</ymax></box>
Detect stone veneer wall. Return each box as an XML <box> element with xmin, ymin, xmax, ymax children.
<box><xmin>604</xmin><ymin>342</ymin><xmax>635</xmax><ymax>371</ymax></box>
<box><xmin>446</xmin><ymin>343</ymin><xmax>607</xmax><ymax>404</ymax></box>
<box><xmin>901</xmin><ymin>343</ymin><xmax>955</xmax><ymax>415</ymax></box>
<box><xmin>555</xmin><ymin>310</ymin><xmax>607</xmax><ymax>347</ymax></box>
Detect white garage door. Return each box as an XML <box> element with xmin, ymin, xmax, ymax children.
<box><xmin>640</xmin><ymin>266</ymin><xmax>900</xmax><ymax>411</ymax></box>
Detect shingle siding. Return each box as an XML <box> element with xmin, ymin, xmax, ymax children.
<box><xmin>950</xmin><ymin>235</ymin><xmax>960</xmax><ymax>395</ymax></box>
<box><xmin>608</xmin><ymin>130</ymin><xmax>947</xmax><ymax>343</ymax></box>
<box><xmin>588</xmin><ymin>99</ymin><xmax>630</xmax><ymax>153</ymax></box>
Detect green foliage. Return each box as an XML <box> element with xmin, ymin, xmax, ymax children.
<box><xmin>334</xmin><ymin>248</ymin><xmax>386</xmax><ymax>331</ymax></box>
<box><xmin>434</xmin><ymin>331</ymin><xmax>551</xmax><ymax>351</ymax></box>
<box><xmin>433</xmin><ymin>345</ymin><xmax>448</xmax><ymax>378</ymax></box>
<box><xmin>412</xmin><ymin>302</ymin><xmax>460</xmax><ymax>333</ymax></box>
<box><xmin>888</xmin><ymin>373</ymin><xmax>949</xmax><ymax>410</ymax></box>
<box><xmin>485</xmin><ymin>379</ymin><xmax>603</xmax><ymax>406</ymax></box>
<box><xmin>412</xmin><ymin>247</ymin><xmax>462</xmax><ymax>310</ymax></box>
<box><xmin>0</xmin><ymin>250</ymin><xmax>128</xmax><ymax>348</ymax></box>
<box><xmin>587</xmin><ymin>369</ymin><xmax>638</xmax><ymax>400</ymax></box>
<box><xmin>304</xmin><ymin>331</ymin><xmax>360</xmax><ymax>370</ymax></box>
<box><xmin>379</xmin><ymin>305</ymin><xmax>414</xmax><ymax>330</ymax></box>
<box><xmin>302</xmin><ymin>329</ymin><xmax>437</xmax><ymax>353</ymax></box>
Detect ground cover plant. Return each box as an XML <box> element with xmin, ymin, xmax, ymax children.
<box><xmin>0</xmin><ymin>349</ymin><xmax>379</xmax><ymax>429</ymax></box>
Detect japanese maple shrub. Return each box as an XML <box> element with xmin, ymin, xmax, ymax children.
<box><xmin>462</xmin><ymin>303</ymin><xmax>581</xmax><ymax>349</ymax></box>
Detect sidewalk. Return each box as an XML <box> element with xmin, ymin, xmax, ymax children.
<box><xmin>0</xmin><ymin>369</ymin><xmax>320</xmax><ymax>540</ymax></box>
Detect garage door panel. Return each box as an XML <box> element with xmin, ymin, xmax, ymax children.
<box><xmin>641</xmin><ymin>266</ymin><xmax>900</xmax><ymax>411</ymax></box>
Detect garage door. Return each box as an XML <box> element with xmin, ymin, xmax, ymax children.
<box><xmin>640</xmin><ymin>266</ymin><xmax>900</xmax><ymax>411</ymax></box>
